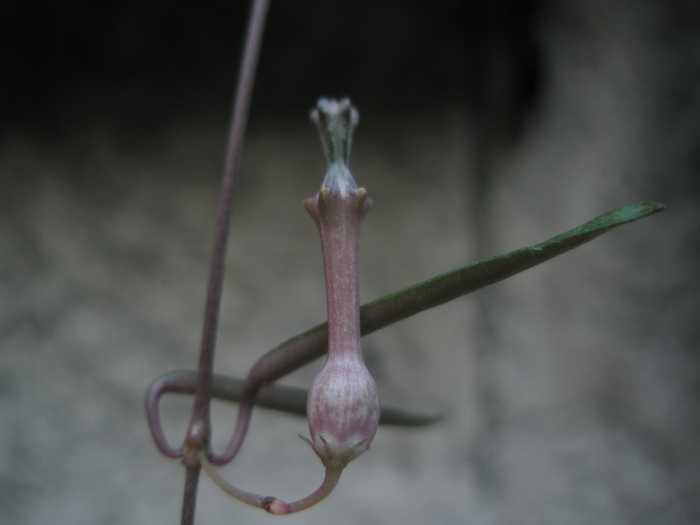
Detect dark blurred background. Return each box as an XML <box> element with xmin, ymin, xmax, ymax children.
<box><xmin>0</xmin><ymin>1</ymin><xmax>541</xmax><ymax>143</ymax></box>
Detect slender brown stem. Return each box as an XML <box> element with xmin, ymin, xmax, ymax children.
<box><xmin>188</xmin><ymin>0</ymin><xmax>269</xmax><ymax>443</ymax></box>
<box><xmin>146</xmin><ymin>372</ymin><xmax>188</xmax><ymax>458</ymax></box>
<box><xmin>202</xmin><ymin>452</ymin><xmax>342</xmax><ymax>515</ymax></box>
<box><xmin>284</xmin><ymin>468</ymin><xmax>342</xmax><ymax>514</ymax></box>
<box><xmin>207</xmin><ymin>380</ymin><xmax>257</xmax><ymax>465</ymax></box>
<box><xmin>178</xmin><ymin>0</ymin><xmax>269</xmax><ymax>523</ymax></box>
<box><xmin>201</xmin><ymin>454</ymin><xmax>283</xmax><ymax>511</ymax></box>
<box><xmin>181</xmin><ymin>465</ymin><xmax>201</xmax><ymax>525</ymax></box>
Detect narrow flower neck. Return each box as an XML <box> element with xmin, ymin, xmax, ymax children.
<box><xmin>304</xmin><ymin>188</ymin><xmax>369</xmax><ymax>361</ymax></box>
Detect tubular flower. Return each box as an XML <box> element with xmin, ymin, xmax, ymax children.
<box><xmin>303</xmin><ymin>98</ymin><xmax>380</xmax><ymax>471</ymax></box>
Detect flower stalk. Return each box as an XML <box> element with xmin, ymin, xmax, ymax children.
<box><xmin>202</xmin><ymin>453</ymin><xmax>342</xmax><ymax>515</ymax></box>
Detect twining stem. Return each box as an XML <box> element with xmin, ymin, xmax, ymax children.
<box><xmin>181</xmin><ymin>466</ymin><xmax>200</xmax><ymax>525</ymax></box>
<box><xmin>282</xmin><ymin>468</ymin><xmax>342</xmax><ymax>514</ymax></box>
<box><xmin>185</xmin><ymin>0</ymin><xmax>268</xmax><ymax>456</ymax></box>
<box><xmin>177</xmin><ymin>0</ymin><xmax>269</xmax><ymax>523</ymax></box>
<box><xmin>147</xmin><ymin>371</ymin><xmax>439</xmax><ymax>427</ymax></box>
<box><xmin>202</xmin><ymin>453</ymin><xmax>342</xmax><ymax>514</ymax></box>
<box><xmin>200</xmin><ymin>453</ymin><xmax>283</xmax><ymax>511</ymax></box>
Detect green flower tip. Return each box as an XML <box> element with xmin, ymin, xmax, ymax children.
<box><xmin>311</xmin><ymin>98</ymin><xmax>360</xmax><ymax>196</ymax></box>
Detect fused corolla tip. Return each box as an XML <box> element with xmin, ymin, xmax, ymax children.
<box><xmin>305</xmin><ymin>360</ymin><xmax>380</xmax><ymax>471</ymax></box>
<box><xmin>310</xmin><ymin>99</ymin><xmax>359</xmax><ymax>161</ymax></box>
<box><xmin>310</xmin><ymin>98</ymin><xmax>360</xmax><ymax>196</ymax></box>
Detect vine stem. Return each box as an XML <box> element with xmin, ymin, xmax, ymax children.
<box><xmin>179</xmin><ymin>0</ymin><xmax>269</xmax><ymax>523</ymax></box>
<box><xmin>201</xmin><ymin>453</ymin><xmax>343</xmax><ymax>515</ymax></box>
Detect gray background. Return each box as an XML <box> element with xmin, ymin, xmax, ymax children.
<box><xmin>2</xmin><ymin>1</ymin><xmax>699</xmax><ymax>523</ymax></box>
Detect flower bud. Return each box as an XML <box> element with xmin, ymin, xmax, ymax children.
<box><xmin>306</xmin><ymin>358</ymin><xmax>380</xmax><ymax>470</ymax></box>
<box><xmin>303</xmin><ymin>98</ymin><xmax>380</xmax><ymax>471</ymax></box>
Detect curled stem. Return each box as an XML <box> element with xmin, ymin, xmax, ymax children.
<box><xmin>208</xmin><ymin>381</ymin><xmax>257</xmax><ymax>465</ymax></box>
<box><xmin>185</xmin><ymin>0</ymin><xmax>269</xmax><ymax>457</ymax></box>
<box><xmin>147</xmin><ymin>370</ymin><xmax>441</xmax><ymax>425</ymax></box>
<box><xmin>283</xmin><ymin>468</ymin><xmax>342</xmax><ymax>514</ymax></box>
<box><xmin>201</xmin><ymin>453</ymin><xmax>342</xmax><ymax>515</ymax></box>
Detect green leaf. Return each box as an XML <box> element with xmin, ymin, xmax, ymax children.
<box><xmin>360</xmin><ymin>201</ymin><xmax>666</xmax><ymax>331</ymax></box>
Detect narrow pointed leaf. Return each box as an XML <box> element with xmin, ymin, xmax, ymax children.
<box><xmin>361</xmin><ymin>201</ymin><xmax>666</xmax><ymax>331</ymax></box>
<box><xmin>152</xmin><ymin>371</ymin><xmax>441</xmax><ymax>426</ymax></box>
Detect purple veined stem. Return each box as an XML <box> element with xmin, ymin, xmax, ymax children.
<box><xmin>176</xmin><ymin>0</ymin><xmax>269</xmax><ymax>523</ymax></box>
<box><xmin>202</xmin><ymin>452</ymin><xmax>342</xmax><ymax>514</ymax></box>
<box><xmin>184</xmin><ymin>0</ymin><xmax>269</xmax><ymax>460</ymax></box>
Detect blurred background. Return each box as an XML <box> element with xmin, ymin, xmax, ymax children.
<box><xmin>1</xmin><ymin>0</ymin><xmax>699</xmax><ymax>523</ymax></box>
